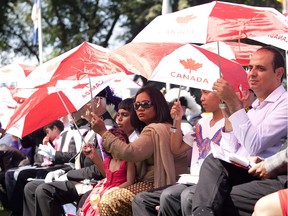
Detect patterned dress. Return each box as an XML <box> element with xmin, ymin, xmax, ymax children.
<box><xmin>80</xmin><ymin>157</ymin><xmax>127</xmax><ymax>216</ymax></box>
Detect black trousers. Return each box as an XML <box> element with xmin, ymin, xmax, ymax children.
<box><xmin>222</xmin><ymin>176</ymin><xmax>286</xmax><ymax>216</ymax></box>
<box><xmin>8</xmin><ymin>164</ymin><xmax>68</xmax><ymax>215</ymax></box>
<box><xmin>191</xmin><ymin>154</ymin><xmax>287</xmax><ymax>216</ymax></box>
<box><xmin>133</xmin><ymin>154</ymin><xmax>287</xmax><ymax>216</ymax></box>
<box><xmin>132</xmin><ymin>185</ymin><xmax>172</xmax><ymax>216</ymax></box>
<box><xmin>132</xmin><ymin>184</ymin><xmax>197</xmax><ymax>216</ymax></box>
<box><xmin>159</xmin><ymin>184</ymin><xmax>196</xmax><ymax>216</ymax></box>
<box><xmin>23</xmin><ymin>180</ymin><xmax>80</xmax><ymax>216</ymax></box>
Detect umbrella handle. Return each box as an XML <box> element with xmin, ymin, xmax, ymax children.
<box><xmin>170</xmin><ymin>86</ymin><xmax>182</xmax><ymax>133</ymax></box>
<box><xmin>219</xmin><ymin>102</ymin><xmax>227</xmax><ymax>109</ymax></box>
<box><xmin>216</xmin><ymin>41</ymin><xmax>227</xmax><ymax>109</ymax></box>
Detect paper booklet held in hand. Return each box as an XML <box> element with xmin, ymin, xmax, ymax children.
<box><xmin>177</xmin><ymin>161</ymin><xmax>201</xmax><ymax>185</ymax></box>
<box><xmin>211</xmin><ymin>143</ymin><xmax>255</xmax><ymax>169</ymax></box>
<box><xmin>177</xmin><ymin>174</ymin><xmax>199</xmax><ymax>185</ymax></box>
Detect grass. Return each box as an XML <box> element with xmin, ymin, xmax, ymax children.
<box><xmin>0</xmin><ymin>202</ymin><xmax>11</xmax><ymax>216</ymax></box>
<box><xmin>0</xmin><ymin>208</ymin><xmax>11</xmax><ymax>216</ymax></box>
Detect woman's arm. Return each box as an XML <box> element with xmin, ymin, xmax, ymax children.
<box><xmin>100</xmin><ymin>128</ymin><xmax>155</xmax><ymax>162</ymax></box>
<box><xmin>170</xmin><ymin>101</ymin><xmax>191</xmax><ymax>155</ymax></box>
<box><xmin>118</xmin><ymin>162</ymin><xmax>136</xmax><ymax>188</ymax></box>
<box><xmin>83</xmin><ymin>143</ymin><xmax>105</xmax><ymax>177</ymax></box>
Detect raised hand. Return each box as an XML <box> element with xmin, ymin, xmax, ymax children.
<box><xmin>38</xmin><ymin>143</ymin><xmax>56</xmax><ymax>160</ymax></box>
<box><xmin>90</xmin><ymin>112</ymin><xmax>107</xmax><ymax>136</ymax></box>
<box><xmin>170</xmin><ymin>101</ymin><xmax>183</xmax><ymax>122</ymax></box>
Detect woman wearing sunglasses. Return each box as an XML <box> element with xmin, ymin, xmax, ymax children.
<box><xmin>89</xmin><ymin>85</ymin><xmax>189</xmax><ymax>216</ymax></box>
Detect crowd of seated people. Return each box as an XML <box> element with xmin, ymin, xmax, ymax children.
<box><xmin>0</xmin><ymin>46</ymin><xmax>287</xmax><ymax>216</ymax></box>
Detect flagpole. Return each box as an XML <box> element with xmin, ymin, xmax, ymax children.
<box><xmin>38</xmin><ymin>0</ymin><xmax>43</xmax><ymax>65</ymax></box>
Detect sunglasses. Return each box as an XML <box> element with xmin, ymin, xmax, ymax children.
<box><xmin>134</xmin><ymin>100</ymin><xmax>153</xmax><ymax>110</ymax></box>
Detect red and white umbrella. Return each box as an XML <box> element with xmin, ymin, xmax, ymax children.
<box><xmin>0</xmin><ymin>87</ymin><xmax>19</xmax><ymax>129</ymax></box>
<box><xmin>107</xmin><ymin>76</ymin><xmax>141</xmax><ymax>89</ymax></box>
<box><xmin>249</xmin><ymin>13</ymin><xmax>288</xmax><ymax>50</ymax></box>
<box><xmin>11</xmin><ymin>88</ymin><xmax>38</xmax><ymax>104</ymax></box>
<box><xmin>55</xmin><ymin>73</ymin><xmax>141</xmax><ymax>99</ymax></box>
<box><xmin>201</xmin><ymin>41</ymin><xmax>262</xmax><ymax>66</ymax></box>
<box><xmin>5</xmin><ymin>73</ymin><xmax>124</xmax><ymax>138</ymax></box>
<box><xmin>5</xmin><ymin>41</ymin><xmax>136</xmax><ymax>137</ymax></box>
<box><xmin>0</xmin><ymin>63</ymin><xmax>35</xmax><ymax>85</ymax></box>
<box><xmin>110</xmin><ymin>42</ymin><xmax>249</xmax><ymax>92</ymax></box>
<box><xmin>133</xmin><ymin>1</ymin><xmax>288</xmax><ymax>44</ymax></box>
<box><xmin>19</xmin><ymin>41</ymin><xmax>131</xmax><ymax>88</ymax></box>
<box><xmin>0</xmin><ymin>64</ymin><xmax>36</xmax><ymax>104</ymax></box>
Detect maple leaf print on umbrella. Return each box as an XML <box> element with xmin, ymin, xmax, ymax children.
<box><xmin>110</xmin><ymin>42</ymin><xmax>248</xmax><ymax>91</ymax></box>
<box><xmin>180</xmin><ymin>58</ymin><xmax>203</xmax><ymax>73</ymax></box>
<box><xmin>133</xmin><ymin>1</ymin><xmax>288</xmax><ymax>44</ymax></box>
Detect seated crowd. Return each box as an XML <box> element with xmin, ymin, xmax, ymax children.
<box><xmin>0</xmin><ymin>46</ymin><xmax>287</xmax><ymax>216</ymax></box>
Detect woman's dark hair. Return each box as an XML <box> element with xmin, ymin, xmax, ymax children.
<box><xmin>43</xmin><ymin>120</ymin><xmax>64</xmax><ymax>132</ymax></box>
<box><xmin>116</xmin><ymin>97</ymin><xmax>140</xmax><ymax>134</ymax></box>
<box><xmin>130</xmin><ymin>85</ymin><xmax>173</xmax><ymax>132</ymax></box>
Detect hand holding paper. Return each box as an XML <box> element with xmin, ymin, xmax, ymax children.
<box><xmin>211</xmin><ymin>143</ymin><xmax>255</xmax><ymax>170</ymax></box>
<box><xmin>228</xmin><ymin>154</ymin><xmax>255</xmax><ymax>169</ymax></box>
<box><xmin>38</xmin><ymin>143</ymin><xmax>56</xmax><ymax>160</ymax></box>
<box><xmin>44</xmin><ymin>169</ymin><xmax>67</xmax><ymax>183</ymax></box>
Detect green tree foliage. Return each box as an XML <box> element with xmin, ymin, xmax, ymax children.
<box><xmin>0</xmin><ymin>0</ymin><xmax>283</xmax><ymax>64</ymax></box>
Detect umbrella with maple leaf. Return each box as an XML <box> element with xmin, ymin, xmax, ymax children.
<box><xmin>0</xmin><ymin>63</ymin><xmax>35</xmax><ymax>86</ymax></box>
<box><xmin>109</xmin><ymin>42</ymin><xmax>249</xmax><ymax>91</ymax></box>
<box><xmin>249</xmin><ymin>13</ymin><xmax>288</xmax><ymax>50</ymax></box>
<box><xmin>5</xmin><ymin>73</ymin><xmax>124</xmax><ymax>138</ymax></box>
<box><xmin>130</xmin><ymin>1</ymin><xmax>288</xmax><ymax>91</ymax></box>
<box><xmin>133</xmin><ymin>1</ymin><xmax>288</xmax><ymax>44</ymax></box>
<box><xmin>18</xmin><ymin>41</ymin><xmax>131</xmax><ymax>88</ymax></box>
<box><xmin>4</xmin><ymin>42</ymin><xmax>134</xmax><ymax>138</ymax></box>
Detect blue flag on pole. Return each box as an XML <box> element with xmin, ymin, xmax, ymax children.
<box><xmin>31</xmin><ymin>0</ymin><xmax>41</xmax><ymax>45</ymax></box>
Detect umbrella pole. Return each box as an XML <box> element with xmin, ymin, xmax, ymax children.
<box><xmin>56</xmin><ymin>91</ymin><xmax>87</xmax><ymax>162</ymax></box>
<box><xmin>88</xmin><ymin>76</ymin><xmax>95</xmax><ymax>113</ymax></box>
<box><xmin>170</xmin><ymin>86</ymin><xmax>182</xmax><ymax>133</ymax></box>
<box><xmin>216</xmin><ymin>41</ymin><xmax>222</xmax><ymax>77</ymax></box>
<box><xmin>216</xmin><ymin>41</ymin><xmax>227</xmax><ymax>109</ymax></box>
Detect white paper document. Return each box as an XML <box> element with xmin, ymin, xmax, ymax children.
<box><xmin>211</xmin><ymin>143</ymin><xmax>255</xmax><ymax>169</ymax></box>
<box><xmin>177</xmin><ymin>174</ymin><xmax>199</xmax><ymax>185</ymax></box>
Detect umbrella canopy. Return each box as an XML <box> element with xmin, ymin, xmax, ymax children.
<box><xmin>19</xmin><ymin>41</ymin><xmax>131</xmax><ymax>88</ymax></box>
<box><xmin>0</xmin><ymin>63</ymin><xmax>35</xmax><ymax>85</ymax></box>
<box><xmin>5</xmin><ymin>73</ymin><xmax>123</xmax><ymax>138</ymax></box>
<box><xmin>249</xmin><ymin>13</ymin><xmax>288</xmax><ymax>50</ymax></box>
<box><xmin>110</xmin><ymin>42</ymin><xmax>249</xmax><ymax>92</ymax></box>
<box><xmin>107</xmin><ymin>76</ymin><xmax>141</xmax><ymax>89</ymax></box>
<box><xmin>133</xmin><ymin>1</ymin><xmax>288</xmax><ymax>44</ymax></box>
<box><xmin>0</xmin><ymin>87</ymin><xmax>17</xmax><ymax>108</ymax></box>
<box><xmin>0</xmin><ymin>87</ymin><xmax>19</xmax><ymax>129</ymax></box>
<box><xmin>201</xmin><ymin>41</ymin><xmax>262</xmax><ymax>66</ymax></box>
<box><xmin>12</xmin><ymin>88</ymin><xmax>38</xmax><ymax>104</ymax></box>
